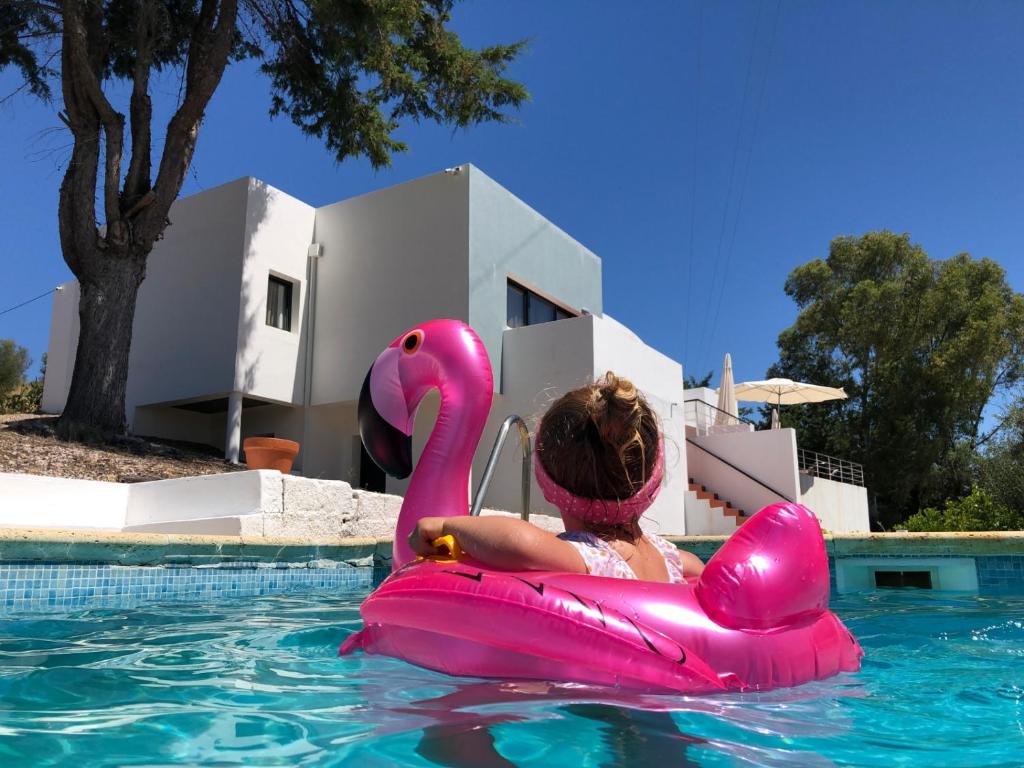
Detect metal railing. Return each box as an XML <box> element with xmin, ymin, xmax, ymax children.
<box><xmin>682</xmin><ymin>399</ymin><xmax>755</xmax><ymax>436</ymax></box>
<box><xmin>798</xmin><ymin>448</ymin><xmax>865</xmax><ymax>487</ymax></box>
<box><xmin>686</xmin><ymin>438</ymin><xmax>796</xmax><ymax>502</ymax></box>
<box><xmin>470</xmin><ymin>415</ymin><xmax>532</xmax><ymax>520</ymax></box>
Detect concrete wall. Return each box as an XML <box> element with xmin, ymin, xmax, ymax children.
<box><xmin>235</xmin><ymin>179</ymin><xmax>316</xmax><ymax>405</ymax></box>
<box><xmin>468</xmin><ymin>166</ymin><xmax>602</xmax><ymax>386</ymax></box>
<box><xmin>688</xmin><ymin>428</ymin><xmax>800</xmax><ymax>517</ymax></box>
<box><xmin>125</xmin><ymin>178</ymin><xmax>251</xmax><ymax>417</ymax></box>
<box><xmin>800</xmin><ymin>474</ymin><xmax>870</xmax><ymax>532</ymax></box>
<box><xmin>132</xmin><ymin>406</ymin><xmax>223</xmax><ymax>448</ymax></box>
<box><xmin>0</xmin><ymin>473</ymin><xmax>128</xmax><ymax>529</ymax></box>
<box><xmin>483</xmin><ymin>314</ymin><xmax>688</xmax><ymax>533</ymax></box>
<box><xmin>40</xmin><ymin>282</ymin><xmax>80</xmax><ymax>414</ymax></box>
<box><xmin>311</xmin><ymin>170</ymin><xmax>471</xmax><ymax>405</ymax></box>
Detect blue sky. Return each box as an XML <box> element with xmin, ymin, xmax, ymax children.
<box><xmin>2</xmin><ymin>0</ymin><xmax>1022</xmax><ymax>393</ymax></box>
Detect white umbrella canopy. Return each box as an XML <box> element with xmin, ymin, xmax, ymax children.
<box><xmin>733</xmin><ymin>378</ymin><xmax>848</xmax><ymax>408</ymax></box>
<box><xmin>715</xmin><ymin>353</ymin><xmax>738</xmax><ymax>425</ymax></box>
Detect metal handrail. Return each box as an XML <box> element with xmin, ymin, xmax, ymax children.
<box><xmin>686</xmin><ymin>438</ymin><xmax>795</xmax><ymax>502</ymax></box>
<box><xmin>470</xmin><ymin>415</ymin><xmax>532</xmax><ymax>520</ymax></box>
<box><xmin>682</xmin><ymin>398</ymin><xmax>755</xmax><ymax>435</ymax></box>
<box><xmin>798</xmin><ymin>448</ymin><xmax>865</xmax><ymax>487</ymax></box>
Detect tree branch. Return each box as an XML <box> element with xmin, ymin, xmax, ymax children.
<box><xmin>123</xmin><ymin>0</ymin><xmax>155</xmax><ymax>204</ymax></box>
<box><xmin>60</xmin><ymin>0</ymin><xmax>125</xmax><ymax>243</ymax></box>
<box><xmin>138</xmin><ymin>0</ymin><xmax>239</xmax><ymax>250</ymax></box>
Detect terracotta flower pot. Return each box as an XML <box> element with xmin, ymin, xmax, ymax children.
<box><xmin>243</xmin><ymin>437</ymin><xmax>300</xmax><ymax>474</ymax></box>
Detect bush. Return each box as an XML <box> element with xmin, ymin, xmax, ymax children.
<box><xmin>904</xmin><ymin>487</ymin><xmax>1024</xmax><ymax>532</ymax></box>
<box><xmin>0</xmin><ymin>379</ymin><xmax>43</xmax><ymax>415</ymax></box>
<box><xmin>0</xmin><ymin>339</ymin><xmax>30</xmax><ymax>396</ymax></box>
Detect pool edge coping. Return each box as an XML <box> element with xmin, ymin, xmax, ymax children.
<box><xmin>1</xmin><ymin>526</ymin><xmax>1022</xmax><ymax>565</ymax></box>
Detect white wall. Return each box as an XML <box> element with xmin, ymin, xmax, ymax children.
<box><xmin>0</xmin><ymin>473</ymin><xmax>128</xmax><ymax>529</ymax></box>
<box><xmin>687</xmin><ymin>428</ymin><xmax>800</xmax><ymax>517</ymax></box>
<box><xmin>468</xmin><ymin>166</ymin><xmax>602</xmax><ymax>386</ymax></box>
<box><xmin>800</xmin><ymin>474</ymin><xmax>870</xmax><ymax>532</ymax></box>
<box><xmin>311</xmin><ymin>170</ymin><xmax>471</xmax><ymax>406</ymax></box>
<box><xmin>124</xmin><ymin>470</ymin><xmax>281</xmax><ymax>527</ymax></box>
<box><xmin>483</xmin><ymin>314</ymin><xmax>689</xmax><ymax>533</ymax></box>
<box><xmin>40</xmin><ymin>281</ymin><xmax>80</xmax><ymax>414</ymax></box>
<box><xmin>235</xmin><ymin>179</ymin><xmax>316</xmax><ymax>405</ymax></box>
<box><xmin>124</xmin><ymin>178</ymin><xmax>251</xmax><ymax>418</ymax></box>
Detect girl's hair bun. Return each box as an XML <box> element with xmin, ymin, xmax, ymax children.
<box><xmin>587</xmin><ymin>372</ymin><xmax>643</xmax><ymax>459</ymax></box>
<box><xmin>536</xmin><ymin>371</ymin><xmax>660</xmax><ymax>503</ymax></box>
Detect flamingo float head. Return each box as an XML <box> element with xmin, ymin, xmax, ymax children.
<box><xmin>358</xmin><ymin>318</ymin><xmax>493</xmax><ymax>489</ymax></box>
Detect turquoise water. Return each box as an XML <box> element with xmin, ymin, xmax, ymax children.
<box><xmin>1</xmin><ymin>590</ymin><xmax>1022</xmax><ymax>767</ymax></box>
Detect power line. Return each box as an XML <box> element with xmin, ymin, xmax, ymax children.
<box><xmin>0</xmin><ymin>287</ymin><xmax>61</xmax><ymax>318</ymax></box>
<box><xmin>704</xmin><ymin>0</ymin><xmax>784</xmax><ymax>363</ymax></box>
<box><xmin>683</xmin><ymin>0</ymin><xmax>705</xmax><ymax>375</ymax></box>
<box><xmin>696</xmin><ymin>0</ymin><xmax>765</xmax><ymax>374</ymax></box>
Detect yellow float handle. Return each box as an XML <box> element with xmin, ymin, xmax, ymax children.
<box><xmin>419</xmin><ymin>534</ymin><xmax>464</xmax><ymax>563</ymax></box>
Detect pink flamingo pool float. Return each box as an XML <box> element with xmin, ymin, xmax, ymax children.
<box><xmin>340</xmin><ymin>319</ymin><xmax>863</xmax><ymax>693</ymax></box>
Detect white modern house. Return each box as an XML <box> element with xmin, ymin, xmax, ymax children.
<box><xmin>42</xmin><ymin>166</ymin><xmax>869</xmax><ymax>534</ymax></box>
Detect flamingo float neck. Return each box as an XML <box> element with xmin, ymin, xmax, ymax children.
<box><xmin>373</xmin><ymin>320</ymin><xmax>493</xmax><ymax>569</ymax></box>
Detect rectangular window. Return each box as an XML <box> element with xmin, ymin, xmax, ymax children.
<box><xmin>266</xmin><ymin>275</ymin><xmax>293</xmax><ymax>331</ymax></box>
<box><xmin>506</xmin><ymin>283</ymin><xmax>526</xmax><ymax>328</ymax></box>
<box><xmin>527</xmin><ymin>292</ymin><xmax>556</xmax><ymax>325</ymax></box>
<box><xmin>506</xmin><ymin>279</ymin><xmax>576</xmax><ymax>328</ymax></box>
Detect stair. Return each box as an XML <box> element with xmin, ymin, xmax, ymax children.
<box><xmin>688</xmin><ymin>479</ymin><xmax>748</xmax><ymax>527</ymax></box>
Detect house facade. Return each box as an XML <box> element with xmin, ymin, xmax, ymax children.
<box><xmin>42</xmin><ymin>166</ymin><xmax>692</xmax><ymax>533</ymax></box>
<box><xmin>42</xmin><ymin>166</ymin><xmax>870</xmax><ymax>534</ymax></box>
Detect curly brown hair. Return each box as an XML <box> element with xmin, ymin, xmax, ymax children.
<box><xmin>536</xmin><ymin>372</ymin><xmax>660</xmax><ymax>503</ymax></box>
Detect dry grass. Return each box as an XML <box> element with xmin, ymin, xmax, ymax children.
<box><xmin>0</xmin><ymin>415</ymin><xmax>244</xmax><ymax>483</ymax></box>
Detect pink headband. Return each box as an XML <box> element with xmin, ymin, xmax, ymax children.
<box><xmin>534</xmin><ymin>440</ymin><xmax>664</xmax><ymax>525</ymax></box>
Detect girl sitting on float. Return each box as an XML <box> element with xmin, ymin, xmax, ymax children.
<box><xmin>409</xmin><ymin>373</ymin><xmax>705</xmax><ymax>582</ymax></box>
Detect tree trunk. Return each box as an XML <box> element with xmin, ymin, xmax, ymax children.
<box><xmin>56</xmin><ymin>255</ymin><xmax>147</xmax><ymax>441</ymax></box>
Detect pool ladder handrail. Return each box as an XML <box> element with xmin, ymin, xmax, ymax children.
<box><xmin>470</xmin><ymin>415</ymin><xmax>531</xmax><ymax>521</ymax></box>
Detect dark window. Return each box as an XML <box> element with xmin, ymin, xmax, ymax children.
<box><xmin>528</xmin><ymin>292</ymin><xmax>557</xmax><ymax>325</ymax></box>
<box><xmin>267</xmin><ymin>276</ymin><xmax>293</xmax><ymax>331</ymax></box>
<box><xmin>506</xmin><ymin>279</ymin><xmax>575</xmax><ymax>328</ymax></box>
<box><xmin>507</xmin><ymin>283</ymin><xmax>526</xmax><ymax>328</ymax></box>
<box><xmin>874</xmin><ymin>570</ymin><xmax>933</xmax><ymax>589</ymax></box>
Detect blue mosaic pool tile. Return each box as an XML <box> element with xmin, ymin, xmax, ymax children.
<box><xmin>976</xmin><ymin>555</ymin><xmax>1024</xmax><ymax>593</ymax></box>
<box><xmin>0</xmin><ymin>562</ymin><xmax>375</xmax><ymax>615</ymax></box>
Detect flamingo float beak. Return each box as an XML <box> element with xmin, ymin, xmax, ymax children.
<box><xmin>358</xmin><ymin>346</ymin><xmax>414</xmax><ymax>479</ymax></box>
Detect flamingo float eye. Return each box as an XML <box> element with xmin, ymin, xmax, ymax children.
<box><xmin>402</xmin><ymin>330</ymin><xmax>424</xmax><ymax>355</ymax></box>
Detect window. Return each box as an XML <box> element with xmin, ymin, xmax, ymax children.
<box><xmin>506</xmin><ymin>279</ymin><xmax>576</xmax><ymax>328</ymax></box>
<box><xmin>266</xmin><ymin>275</ymin><xmax>293</xmax><ymax>331</ymax></box>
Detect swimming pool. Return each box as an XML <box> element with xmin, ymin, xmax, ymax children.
<box><xmin>1</xmin><ymin>589</ymin><xmax>1021</xmax><ymax>766</ymax></box>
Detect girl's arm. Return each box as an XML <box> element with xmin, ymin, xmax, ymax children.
<box><xmin>410</xmin><ymin>516</ymin><xmax>587</xmax><ymax>573</ymax></box>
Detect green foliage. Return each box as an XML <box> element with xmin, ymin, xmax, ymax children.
<box><xmin>2</xmin><ymin>1</ymin><xmax>528</xmax><ymax>168</ymax></box>
<box><xmin>0</xmin><ymin>339</ymin><xmax>30</xmax><ymax>396</ymax></box>
<box><xmin>0</xmin><ymin>379</ymin><xmax>44</xmax><ymax>415</ymax></box>
<box><xmin>904</xmin><ymin>488</ymin><xmax>1024</xmax><ymax>532</ymax></box>
<box><xmin>684</xmin><ymin>371</ymin><xmax>714</xmax><ymax>389</ymax></box>
<box><xmin>976</xmin><ymin>400</ymin><xmax>1024</xmax><ymax>514</ymax></box>
<box><xmin>770</xmin><ymin>231</ymin><xmax>1024</xmax><ymax>525</ymax></box>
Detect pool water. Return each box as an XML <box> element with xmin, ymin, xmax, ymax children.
<box><xmin>1</xmin><ymin>590</ymin><xmax>1021</xmax><ymax>767</ymax></box>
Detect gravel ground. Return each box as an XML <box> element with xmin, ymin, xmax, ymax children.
<box><xmin>0</xmin><ymin>414</ymin><xmax>244</xmax><ymax>483</ymax></box>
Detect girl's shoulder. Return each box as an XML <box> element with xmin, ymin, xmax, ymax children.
<box><xmin>556</xmin><ymin>531</ymin><xmax>635</xmax><ymax>579</ymax></box>
<box><xmin>557</xmin><ymin>530</ymin><xmax>607</xmax><ymax>547</ymax></box>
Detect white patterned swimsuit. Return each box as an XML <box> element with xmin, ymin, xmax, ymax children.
<box><xmin>557</xmin><ymin>531</ymin><xmax>688</xmax><ymax>583</ymax></box>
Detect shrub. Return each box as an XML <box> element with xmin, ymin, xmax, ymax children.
<box><xmin>0</xmin><ymin>339</ymin><xmax>30</xmax><ymax>396</ymax></box>
<box><xmin>904</xmin><ymin>487</ymin><xmax>1024</xmax><ymax>532</ymax></box>
<box><xmin>0</xmin><ymin>379</ymin><xmax>43</xmax><ymax>415</ymax></box>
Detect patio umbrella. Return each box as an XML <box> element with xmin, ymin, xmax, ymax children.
<box><xmin>770</xmin><ymin>407</ymin><xmax>781</xmax><ymax>430</ymax></box>
<box><xmin>714</xmin><ymin>353</ymin><xmax>738</xmax><ymax>425</ymax></box>
<box><xmin>734</xmin><ymin>377</ymin><xmax>848</xmax><ymax>411</ymax></box>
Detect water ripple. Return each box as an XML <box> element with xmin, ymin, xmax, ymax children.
<box><xmin>0</xmin><ymin>591</ymin><xmax>1022</xmax><ymax>766</ymax></box>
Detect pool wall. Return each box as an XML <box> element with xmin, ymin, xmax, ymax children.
<box><xmin>1</xmin><ymin>528</ymin><xmax>1022</xmax><ymax>614</ymax></box>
